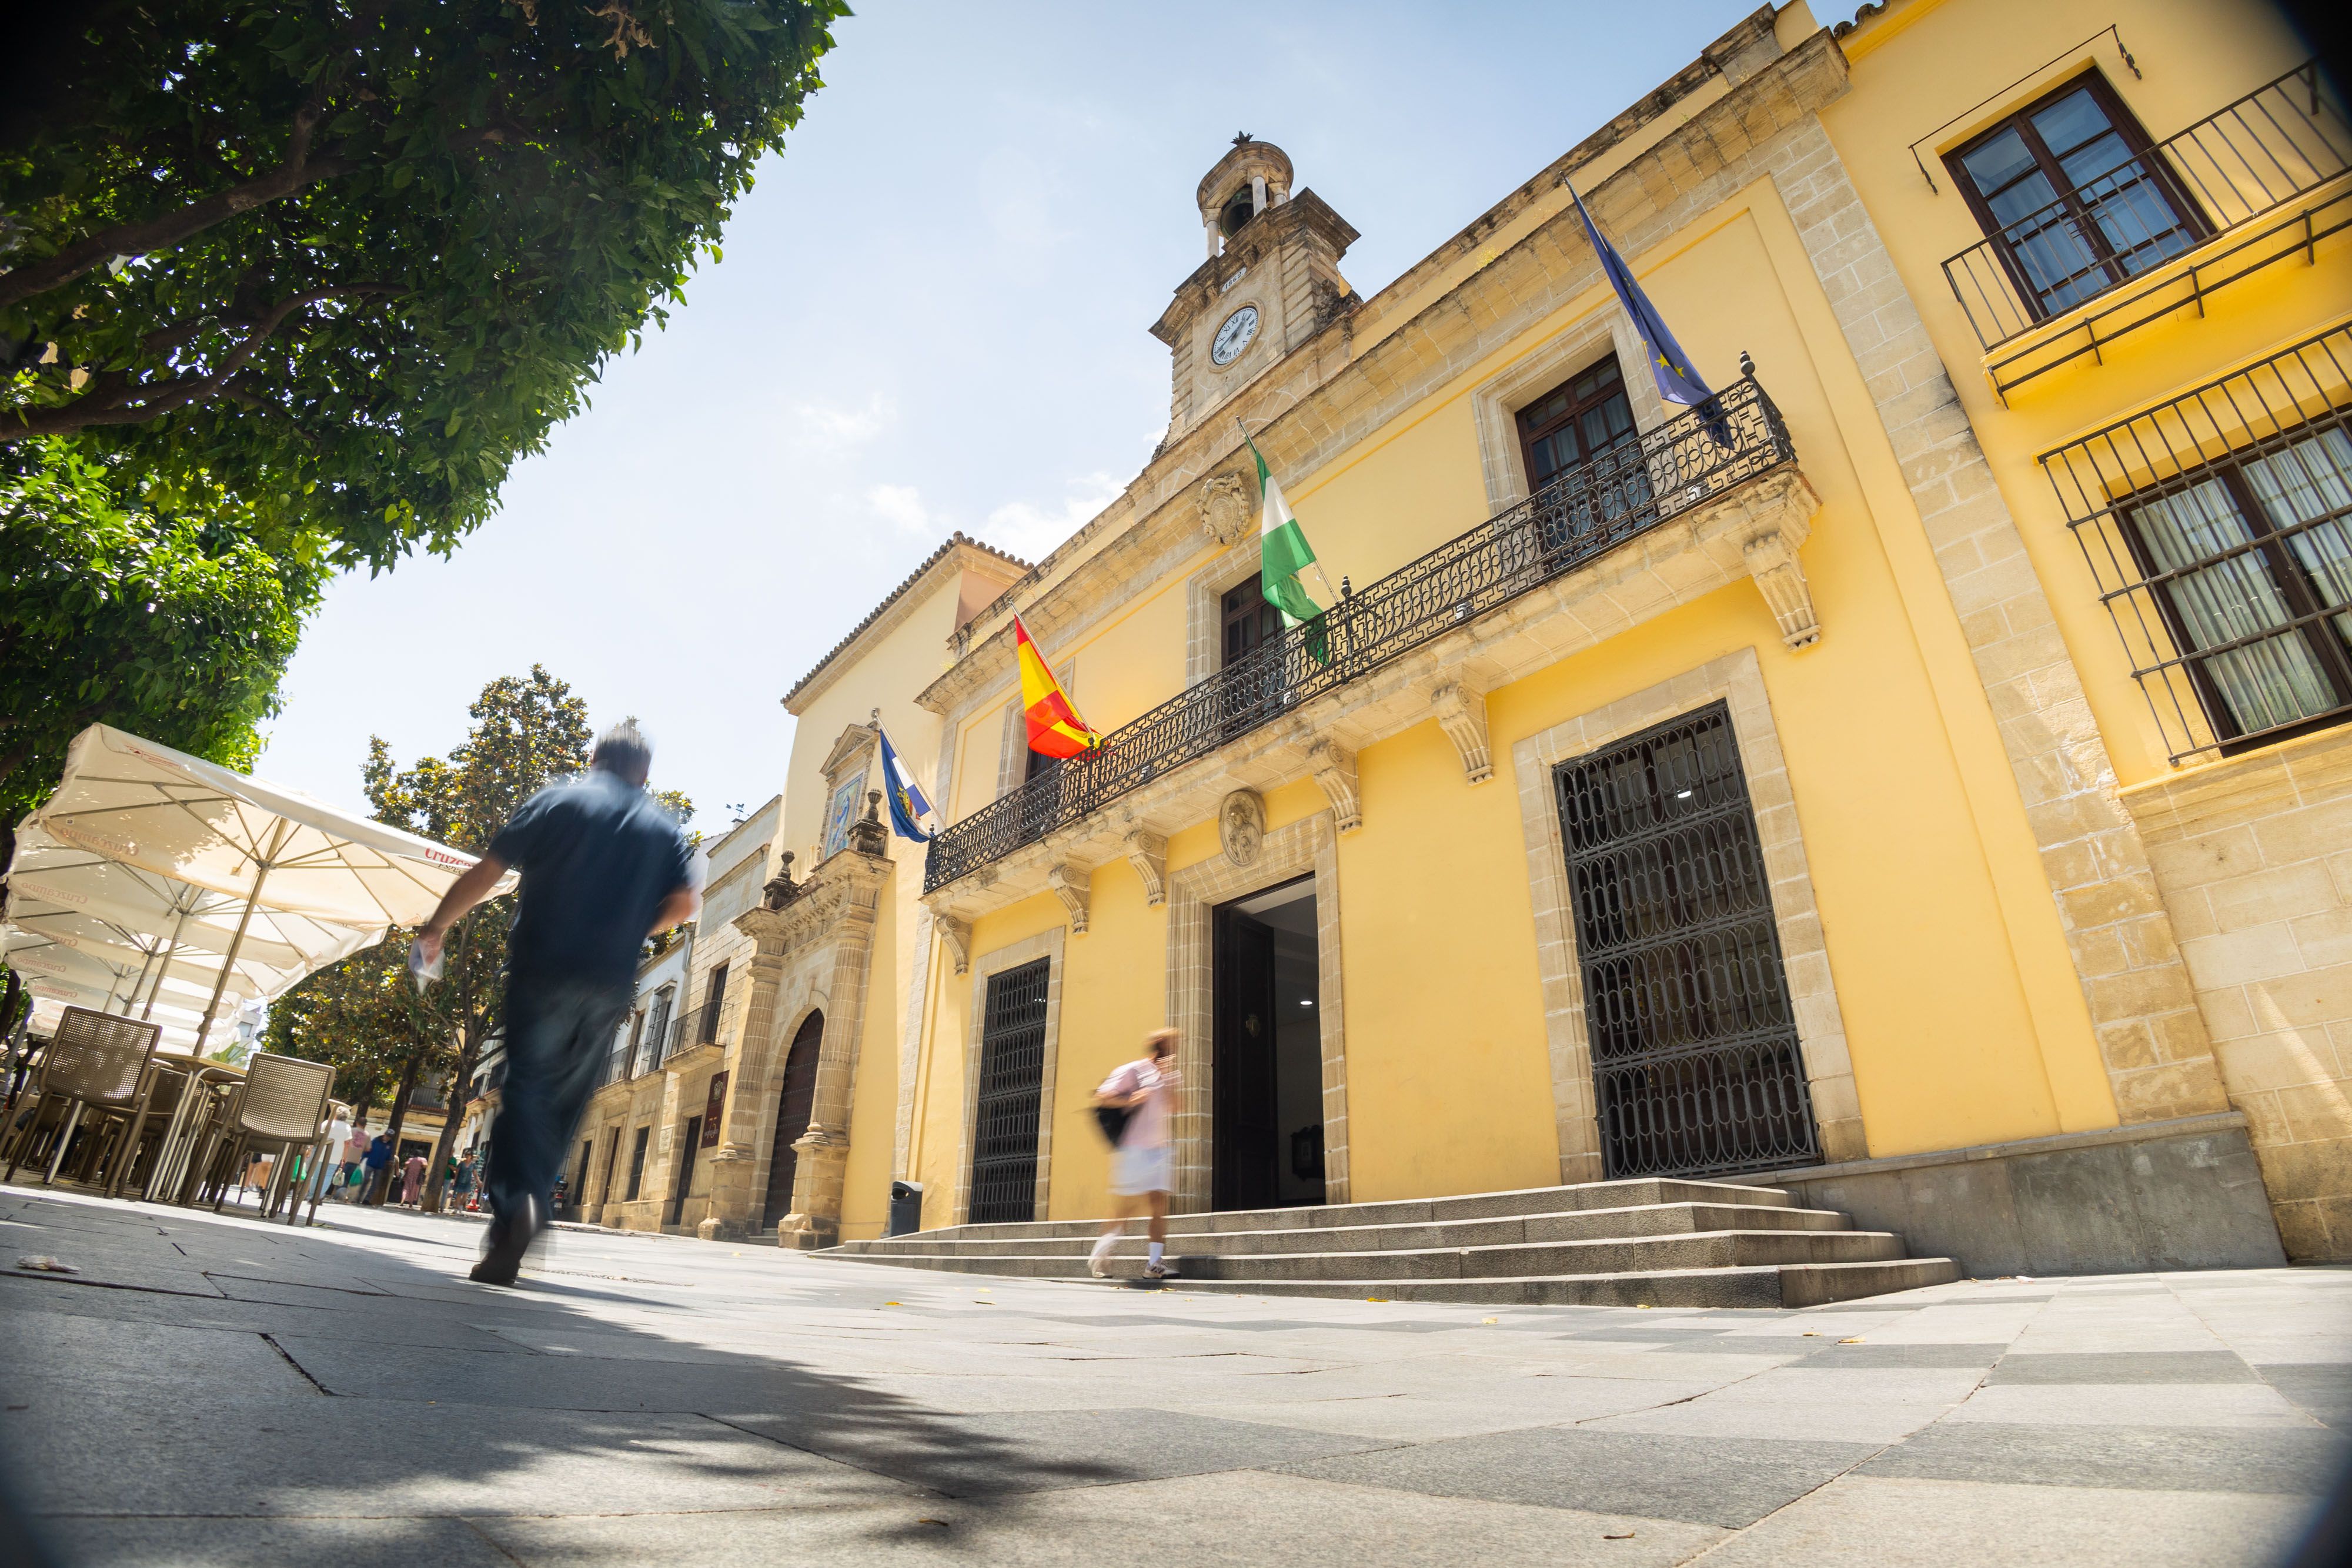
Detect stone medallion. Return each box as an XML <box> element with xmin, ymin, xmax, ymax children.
<box><xmin>1218</xmin><ymin>788</ymin><xmax>1266</xmax><ymax>868</ymax></box>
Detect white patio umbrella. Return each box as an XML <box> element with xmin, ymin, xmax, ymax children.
<box><xmin>7</xmin><ymin>724</ymin><xmax>504</xmax><ymax>1051</ymax></box>
<box><xmin>5</xmin><ymin>822</ymin><xmax>376</xmax><ymax>1030</ymax></box>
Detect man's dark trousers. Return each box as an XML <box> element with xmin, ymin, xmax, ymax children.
<box><xmin>485</xmin><ymin>975</ymin><xmax>632</xmax><ymax>1224</ymax></box>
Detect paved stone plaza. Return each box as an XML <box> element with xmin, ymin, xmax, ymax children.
<box><xmin>2</xmin><ymin>1185</ymin><xmax>2346</xmax><ymax>1566</ymax></box>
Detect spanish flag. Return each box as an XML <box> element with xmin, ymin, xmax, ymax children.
<box><xmin>1015</xmin><ymin>616</ymin><xmax>1099</xmax><ymax>760</ymax></box>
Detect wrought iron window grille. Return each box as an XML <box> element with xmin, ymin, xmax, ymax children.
<box><xmin>1556</xmin><ymin>701</ymin><xmax>1820</xmax><ymax>1179</ymax></box>
<box><xmin>1943</xmin><ymin>64</ymin><xmax>2349</xmax><ymax>380</ymax></box>
<box><xmin>924</xmin><ymin>375</ymin><xmax>1796</xmax><ymax>892</ymax></box>
<box><xmin>2040</xmin><ymin>323</ymin><xmax>2352</xmax><ymax>765</ymax></box>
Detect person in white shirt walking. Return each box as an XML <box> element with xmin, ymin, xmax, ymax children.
<box><xmin>1090</xmin><ymin>1028</ymin><xmax>1181</xmax><ymax>1281</ymax></box>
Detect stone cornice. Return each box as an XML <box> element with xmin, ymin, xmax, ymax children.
<box><xmin>785</xmin><ymin>537</ymin><xmax>1027</xmax><ymax>715</ymax></box>
<box><xmin>913</xmin><ymin>32</ymin><xmax>1848</xmax><ymax>733</ymax></box>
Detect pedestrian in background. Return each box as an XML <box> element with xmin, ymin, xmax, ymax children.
<box><xmin>306</xmin><ymin>1107</ymin><xmax>353</xmax><ymax>1212</ymax></box>
<box><xmin>337</xmin><ymin>1121</ymin><xmax>370</xmax><ymax>1201</ymax></box>
<box><xmin>413</xmin><ymin>721</ymin><xmax>697</xmax><ymax>1285</ymax></box>
<box><xmin>362</xmin><ymin>1132</ymin><xmax>391</xmax><ymax>1205</ymax></box>
<box><xmin>400</xmin><ymin>1151</ymin><xmax>426</xmax><ymax>1208</ymax></box>
<box><xmin>1089</xmin><ymin>1028</ymin><xmax>1181</xmax><ymax>1281</ymax></box>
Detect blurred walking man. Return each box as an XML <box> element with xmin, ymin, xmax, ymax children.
<box><xmin>414</xmin><ymin>722</ymin><xmax>697</xmax><ymax>1285</ymax></box>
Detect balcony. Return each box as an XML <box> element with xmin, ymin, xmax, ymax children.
<box><xmin>925</xmin><ymin>375</ymin><xmax>1803</xmax><ymax>895</ymax></box>
<box><xmin>1943</xmin><ymin>64</ymin><xmax>2350</xmax><ymax>397</ymax></box>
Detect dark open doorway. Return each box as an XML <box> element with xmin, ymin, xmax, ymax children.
<box><xmin>667</xmin><ymin>1115</ymin><xmax>701</xmax><ymax>1226</ymax></box>
<box><xmin>1212</xmin><ymin>875</ymin><xmax>1325</xmax><ymax>1212</ymax></box>
<box><xmin>761</xmin><ymin>1011</ymin><xmax>823</xmax><ymax>1233</ymax></box>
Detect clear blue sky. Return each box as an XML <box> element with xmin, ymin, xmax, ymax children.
<box><xmin>261</xmin><ymin>1</ymin><xmax>1766</xmax><ymax>830</ymax></box>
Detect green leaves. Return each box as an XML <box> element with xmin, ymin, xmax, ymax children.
<box><xmin>0</xmin><ymin>441</ymin><xmax>315</xmax><ymax>831</ymax></box>
<box><xmin>1</xmin><ymin>0</ymin><xmax>847</xmax><ymax>571</ymax></box>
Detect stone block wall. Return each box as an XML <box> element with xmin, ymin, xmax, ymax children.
<box><xmin>2125</xmin><ymin>725</ymin><xmax>2352</xmax><ymax>1261</ymax></box>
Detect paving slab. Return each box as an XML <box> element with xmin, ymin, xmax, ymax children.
<box><xmin>1986</xmin><ymin>1350</ymin><xmax>2259</xmax><ymax>1384</ymax></box>
<box><xmin>1272</xmin><ymin>1426</ymin><xmax>1880</xmax><ymax>1528</ymax></box>
<box><xmin>1944</xmin><ymin>1381</ymin><xmax>2317</xmax><ymax>1427</ymax></box>
<box><xmin>45</xmin><ymin>1515</ymin><xmax>516</xmax><ymax>1568</ymax></box>
<box><xmin>1860</xmin><ymin>1422</ymin><xmax>2346</xmax><ymax>1494</ymax></box>
<box><xmin>1696</xmin><ymin>1475</ymin><xmax>2316</xmax><ymax>1567</ymax></box>
<box><xmin>471</xmin><ymin>1470</ymin><xmax>1731</xmax><ymax>1567</ymax></box>
<box><xmin>728</xmin><ymin>1404</ymin><xmax>1390</xmax><ymax>1496</ymax></box>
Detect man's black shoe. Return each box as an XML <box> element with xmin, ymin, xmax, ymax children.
<box><xmin>469</xmin><ymin>1196</ymin><xmax>542</xmax><ymax>1286</ymax></box>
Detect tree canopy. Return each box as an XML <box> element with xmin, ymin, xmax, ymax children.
<box><xmin>1</xmin><ymin>0</ymin><xmax>845</xmax><ymax>570</ymax></box>
<box><xmin>0</xmin><ymin>441</ymin><xmax>312</xmax><ymax>835</ymax></box>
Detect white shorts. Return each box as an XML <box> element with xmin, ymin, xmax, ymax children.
<box><xmin>1109</xmin><ymin>1143</ymin><xmax>1173</xmax><ymax>1196</ymax></box>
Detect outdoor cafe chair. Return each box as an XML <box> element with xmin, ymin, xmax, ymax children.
<box><xmin>0</xmin><ymin>1006</ymin><xmax>162</xmax><ymax>1192</ymax></box>
<box><xmin>209</xmin><ymin>1052</ymin><xmax>335</xmax><ymax>1225</ymax></box>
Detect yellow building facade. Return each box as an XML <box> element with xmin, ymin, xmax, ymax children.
<box><xmin>691</xmin><ymin>0</ymin><xmax>2349</xmax><ymax>1272</ymax></box>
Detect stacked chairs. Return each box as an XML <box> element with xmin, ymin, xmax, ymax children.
<box><xmin>208</xmin><ymin>1052</ymin><xmax>335</xmax><ymax>1226</ymax></box>
<box><xmin>0</xmin><ymin>1007</ymin><xmax>162</xmax><ymax>1191</ymax></box>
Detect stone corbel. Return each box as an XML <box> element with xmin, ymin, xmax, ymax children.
<box><xmin>1048</xmin><ymin>864</ymin><xmax>1093</xmax><ymax>934</ymax></box>
<box><xmin>1306</xmin><ymin>739</ymin><xmax>1362</xmax><ymax>833</ymax></box>
<box><xmin>1429</xmin><ymin>680</ymin><xmax>1494</xmax><ymax>785</ymax></box>
<box><xmin>1741</xmin><ymin>510</ymin><xmax>1820</xmax><ymax>650</ymax></box>
<box><xmin>936</xmin><ymin>915</ymin><xmax>973</xmax><ymax>975</ymax></box>
<box><xmin>1123</xmin><ymin>830</ymin><xmax>1168</xmax><ymax>908</ymax></box>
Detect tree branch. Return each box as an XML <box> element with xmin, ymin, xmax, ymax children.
<box><xmin>0</xmin><ymin>285</ymin><xmax>394</xmax><ymax>440</ymax></box>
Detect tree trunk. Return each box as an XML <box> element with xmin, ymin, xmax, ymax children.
<box><xmin>372</xmin><ymin>1051</ymin><xmax>423</xmax><ymax>1205</ymax></box>
<box><xmin>422</xmin><ymin>1024</ymin><xmax>483</xmax><ymax>1214</ymax></box>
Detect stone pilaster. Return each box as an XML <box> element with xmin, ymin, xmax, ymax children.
<box><xmin>777</xmin><ymin>850</ymin><xmax>891</xmax><ymax>1249</ymax></box>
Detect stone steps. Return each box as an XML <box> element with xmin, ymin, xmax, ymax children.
<box><xmin>820</xmin><ymin>1176</ymin><xmax>1959</xmax><ymax>1308</ymax></box>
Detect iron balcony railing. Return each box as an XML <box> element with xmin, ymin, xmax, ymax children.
<box><xmin>2039</xmin><ymin>323</ymin><xmax>2352</xmax><ymax>765</ymax></box>
<box><xmin>1944</xmin><ymin>64</ymin><xmax>2349</xmax><ymax>355</ymax></box>
<box><xmin>925</xmin><ymin>374</ymin><xmax>1796</xmax><ymax>892</ymax></box>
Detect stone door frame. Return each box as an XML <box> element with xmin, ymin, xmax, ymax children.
<box><xmin>1512</xmin><ymin>646</ymin><xmax>1865</xmax><ymax>1183</ymax></box>
<box><xmin>1164</xmin><ymin>810</ymin><xmax>1352</xmax><ymax>1213</ymax></box>
<box><xmin>955</xmin><ymin>925</ymin><xmax>1069</xmax><ymax>1226</ymax></box>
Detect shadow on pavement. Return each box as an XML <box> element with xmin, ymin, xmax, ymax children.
<box><xmin>0</xmin><ymin>1183</ymin><xmax>1118</xmax><ymax>1564</ymax></box>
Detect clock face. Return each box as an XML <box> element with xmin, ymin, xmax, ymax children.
<box><xmin>1210</xmin><ymin>305</ymin><xmax>1260</xmax><ymax>366</ymax></box>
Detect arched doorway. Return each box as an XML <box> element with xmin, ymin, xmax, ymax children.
<box><xmin>761</xmin><ymin>1011</ymin><xmax>824</xmax><ymax>1233</ymax></box>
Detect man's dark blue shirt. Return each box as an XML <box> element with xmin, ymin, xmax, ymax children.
<box><xmin>488</xmin><ymin>769</ymin><xmax>694</xmax><ymax>987</ymax></box>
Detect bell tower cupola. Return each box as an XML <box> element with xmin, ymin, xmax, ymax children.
<box><xmin>1151</xmin><ymin>135</ymin><xmax>1357</xmax><ymax>443</ymax></box>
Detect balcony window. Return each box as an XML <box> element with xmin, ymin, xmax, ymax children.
<box><xmin>2042</xmin><ymin>326</ymin><xmax>2352</xmax><ymax>762</ymax></box>
<box><xmin>1516</xmin><ymin>354</ymin><xmax>1638</xmax><ymax>490</ymax></box>
<box><xmin>701</xmin><ymin>962</ymin><xmax>728</xmax><ymax>1045</ymax></box>
<box><xmin>1222</xmin><ymin>576</ymin><xmax>1282</xmax><ymax>667</ymax></box>
<box><xmin>1950</xmin><ymin>75</ymin><xmax>2206</xmax><ymax>321</ymax></box>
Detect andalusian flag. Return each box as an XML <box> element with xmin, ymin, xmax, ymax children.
<box><xmin>1249</xmin><ymin>436</ymin><xmax>1337</xmax><ymax>662</ymax></box>
<box><xmin>1014</xmin><ymin>616</ymin><xmax>1099</xmax><ymax>760</ymax></box>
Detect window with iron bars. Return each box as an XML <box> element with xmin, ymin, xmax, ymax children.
<box><xmin>2041</xmin><ymin>325</ymin><xmax>2352</xmax><ymax>763</ymax></box>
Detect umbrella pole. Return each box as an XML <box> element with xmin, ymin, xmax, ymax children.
<box><xmin>191</xmin><ymin>822</ymin><xmax>290</xmax><ymax>1057</ymax></box>
<box><xmin>139</xmin><ymin>898</ymin><xmax>195</xmax><ymax>1022</ymax></box>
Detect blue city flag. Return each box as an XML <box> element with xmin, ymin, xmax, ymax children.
<box><xmin>877</xmin><ymin>726</ymin><xmax>934</xmax><ymax>842</ymax></box>
<box><xmin>1567</xmin><ymin>183</ymin><xmax>1715</xmax><ymax>409</ymax></box>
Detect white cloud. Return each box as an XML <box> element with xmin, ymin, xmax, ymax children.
<box><xmin>866</xmin><ymin>483</ymin><xmax>938</xmax><ymax>537</ymax></box>
<box><xmin>983</xmin><ymin>472</ymin><xmax>1125</xmax><ymax>561</ymax></box>
<box><xmin>790</xmin><ymin>393</ymin><xmax>896</xmax><ymax>454</ymax></box>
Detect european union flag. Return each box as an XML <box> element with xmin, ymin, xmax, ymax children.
<box><xmin>877</xmin><ymin>725</ymin><xmax>934</xmax><ymax>842</ymax></box>
<box><xmin>1568</xmin><ymin>183</ymin><xmax>1715</xmax><ymax>410</ymax></box>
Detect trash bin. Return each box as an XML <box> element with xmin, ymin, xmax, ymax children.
<box><xmin>888</xmin><ymin>1180</ymin><xmax>923</xmax><ymax>1237</ymax></box>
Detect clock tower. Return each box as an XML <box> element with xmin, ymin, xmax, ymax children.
<box><xmin>1151</xmin><ymin>136</ymin><xmax>1358</xmax><ymax>442</ymax></box>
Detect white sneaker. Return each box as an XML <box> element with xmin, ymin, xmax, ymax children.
<box><xmin>1145</xmin><ymin>1260</ymin><xmax>1178</xmax><ymax>1280</ymax></box>
<box><xmin>1088</xmin><ymin>1246</ymin><xmax>1114</xmax><ymax>1279</ymax></box>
